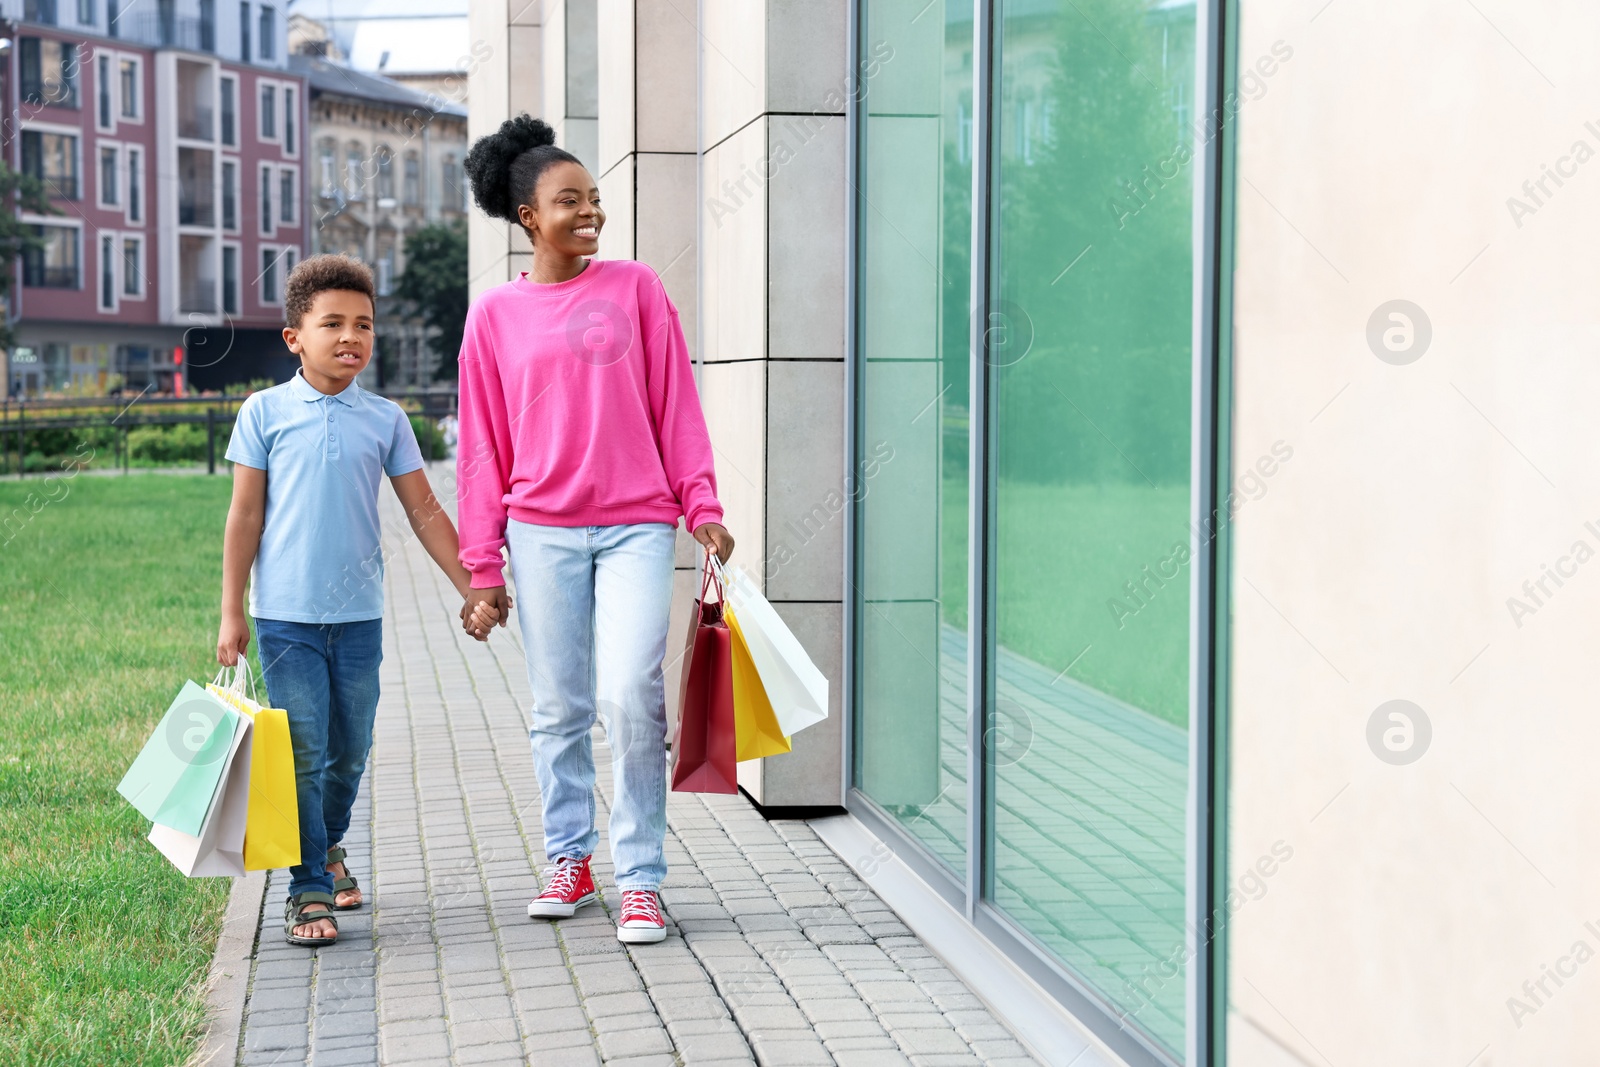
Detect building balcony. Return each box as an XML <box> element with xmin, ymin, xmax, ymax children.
<box><xmin>180</xmin><ymin>280</ymin><xmax>217</xmax><ymax>314</ymax></box>
<box><xmin>120</xmin><ymin>12</ymin><xmax>217</xmax><ymax>53</ymax></box>
<box><xmin>179</xmin><ymin>106</ymin><xmax>215</xmax><ymax>142</ymax></box>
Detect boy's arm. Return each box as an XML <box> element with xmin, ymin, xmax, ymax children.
<box><xmin>390</xmin><ymin>469</ymin><xmax>510</xmax><ymax>629</ymax></box>
<box><xmin>218</xmin><ymin>464</ymin><xmax>266</xmax><ymax>665</ymax></box>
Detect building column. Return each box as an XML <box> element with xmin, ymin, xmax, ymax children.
<box><xmin>697</xmin><ymin>0</ymin><xmax>850</xmax><ymax>808</ymax></box>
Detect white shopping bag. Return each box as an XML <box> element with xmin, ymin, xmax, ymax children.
<box><xmin>148</xmin><ymin>711</ymin><xmax>253</xmax><ymax>877</ymax></box>
<box><xmin>719</xmin><ymin>557</ymin><xmax>829</xmax><ymax>736</ymax></box>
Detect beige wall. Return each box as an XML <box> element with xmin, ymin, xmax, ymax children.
<box><xmin>1227</xmin><ymin>2</ymin><xmax>1600</xmax><ymax>1063</ymax></box>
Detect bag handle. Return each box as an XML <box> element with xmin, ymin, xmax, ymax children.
<box><xmin>211</xmin><ymin>660</ymin><xmax>260</xmax><ymax>701</ymax></box>
<box><xmin>699</xmin><ymin>547</ymin><xmax>726</xmax><ymax>605</ymax></box>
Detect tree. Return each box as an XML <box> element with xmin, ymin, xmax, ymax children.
<box><xmin>393</xmin><ymin>219</ymin><xmax>469</xmax><ymax>382</ymax></box>
<box><xmin>0</xmin><ymin>162</ymin><xmax>59</xmax><ymax>351</ymax></box>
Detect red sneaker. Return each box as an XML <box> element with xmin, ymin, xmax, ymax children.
<box><xmin>527</xmin><ymin>856</ymin><xmax>597</xmax><ymax>919</ymax></box>
<box><xmin>616</xmin><ymin>889</ymin><xmax>667</xmax><ymax>944</ymax></box>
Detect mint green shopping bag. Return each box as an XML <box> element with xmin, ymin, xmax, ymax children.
<box><xmin>117</xmin><ymin>680</ymin><xmax>242</xmax><ymax>837</ymax></box>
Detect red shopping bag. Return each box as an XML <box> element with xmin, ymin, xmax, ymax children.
<box><xmin>670</xmin><ymin>553</ymin><xmax>738</xmax><ymax>793</ymax></box>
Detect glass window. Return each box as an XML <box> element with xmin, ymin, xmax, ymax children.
<box><xmin>122</xmin><ymin>236</ymin><xmax>142</xmax><ymax>296</ymax></box>
<box><xmin>24</xmin><ymin>1</ymin><xmax>60</xmax><ymax>25</ymax></box>
<box><xmin>99</xmin><ymin>145</ymin><xmax>118</xmax><ymax>206</ymax></box>
<box><xmin>855</xmin><ymin>0</ymin><xmax>973</xmax><ymax>875</ymax></box>
<box><xmin>260</xmin><ymin>84</ymin><xmax>276</xmax><ymax>140</ymax></box>
<box><xmin>984</xmin><ymin>0</ymin><xmax>1197</xmax><ymax>1054</ymax></box>
<box><xmin>403</xmin><ymin>153</ymin><xmax>420</xmax><ymax>204</ymax></box>
<box><xmin>279</xmin><ymin>168</ymin><xmax>295</xmax><ymax>224</ymax></box>
<box><xmin>239</xmin><ymin>1</ymin><xmax>251</xmax><ymax>62</ymax></box>
<box><xmin>20</xmin><ymin>38</ymin><xmax>79</xmax><ymax>108</ymax></box>
<box><xmin>222</xmin><ymin>160</ymin><xmax>237</xmax><ymax>230</ymax></box>
<box><xmin>220</xmin><ymin>76</ymin><xmax>236</xmax><ymax>145</ymax></box>
<box><xmin>222</xmin><ymin>245</ymin><xmax>239</xmax><ymax>314</ymax></box>
<box><xmin>99</xmin><ymin>232</ymin><xmax>116</xmax><ymax>309</ymax></box>
<box><xmin>261</xmin><ymin>247</ymin><xmax>279</xmax><ymax>303</ymax></box>
<box><xmin>97</xmin><ymin>54</ymin><xmax>112</xmax><ymax>128</ymax></box>
<box><xmin>199</xmin><ymin>0</ymin><xmax>215</xmax><ymax>51</ymax></box>
<box><xmin>319</xmin><ymin>140</ymin><xmax>337</xmax><ymax>196</ymax></box>
<box><xmin>345</xmin><ymin>144</ymin><xmax>364</xmax><ymax>199</ymax></box>
<box><xmin>376</xmin><ymin>145</ymin><xmax>394</xmax><ymax>200</ymax></box>
<box><xmin>21</xmin><ymin>130</ymin><xmax>80</xmax><ymax>200</ymax></box>
<box><xmin>23</xmin><ymin>225</ymin><xmax>80</xmax><ymax>288</ymax></box>
<box><xmin>283</xmin><ymin>86</ymin><xmax>296</xmax><ymax>154</ymax></box>
<box><xmin>79</xmin><ymin>0</ymin><xmax>96</xmax><ymax>26</ymax></box>
<box><xmin>119</xmin><ymin>57</ymin><xmax>139</xmax><ymax>118</ymax></box>
<box><xmin>260</xmin><ymin>164</ymin><xmax>273</xmax><ymax>234</ymax></box>
<box><xmin>127</xmin><ymin>147</ymin><xmax>141</xmax><ymax>221</ymax></box>
<box><xmin>258</xmin><ymin>5</ymin><xmax>275</xmax><ymax>60</ymax></box>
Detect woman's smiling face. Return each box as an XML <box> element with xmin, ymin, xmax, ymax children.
<box><xmin>517</xmin><ymin>160</ymin><xmax>604</xmax><ymax>257</ymax></box>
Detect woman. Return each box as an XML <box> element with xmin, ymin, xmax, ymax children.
<box><xmin>457</xmin><ymin>114</ymin><xmax>733</xmax><ymax>944</ymax></box>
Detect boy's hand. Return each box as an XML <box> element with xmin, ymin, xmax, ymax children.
<box><xmin>466</xmin><ymin>601</ymin><xmax>500</xmax><ymax>641</ymax></box>
<box><xmin>217</xmin><ymin>612</ymin><xmax>251</xmax><ymax>666</ymax></box>
<box><xmin>461</xmin><ymin>586</ymin><xmax>513</xmax><ymax>640</ymax></box>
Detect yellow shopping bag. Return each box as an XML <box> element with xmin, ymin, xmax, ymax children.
<box><xmin>209</xmin><ymin>671</ymin><xmax>301</xmax><ymax>871</ymax></box>
<box><xmin>726</xmin><ymin>609</ymin><xmax>792</xmax><ymax>762</ymax></box>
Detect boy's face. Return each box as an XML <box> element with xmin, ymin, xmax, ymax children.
<box><xmin>283</xmin><ymin>289</ymin><xmax>376</xmax><ymax>392</ymax></box>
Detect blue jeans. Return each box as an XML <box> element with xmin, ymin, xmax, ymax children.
<box><xmin>505</xmin><ymin>520</ymin><xmax>677</xmax><ymax>890</ymax></box>
<box><xmin>255</xmin><ymin>617</ymin><xmax>384</xmax><ymax>899</ymax></box>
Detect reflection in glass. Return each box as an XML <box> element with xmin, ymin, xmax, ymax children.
<box><xmin>855</xmin><ymin>0</ymin><xmax>974</xmax><ymax>876</ymax></box>
<box><xmin>987</xmin><ymin>0</ymin><xmax>1196</xmax><ymax>1054</ymax></box>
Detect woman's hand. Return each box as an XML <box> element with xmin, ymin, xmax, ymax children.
<box><xmin>462</xmin><ymin>587</ymin><xmax>514</xmax><ymax>639</ymax></box>
<box><xmin>693</xmin><ymin>522</ymin><xmax>735</xmax><ymax>564</ymax></box>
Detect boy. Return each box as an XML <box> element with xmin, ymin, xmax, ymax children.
<box><xmin>216</xmin><ymin>253</ymin><xmax>493</xmax><ymax>946</ymax></box>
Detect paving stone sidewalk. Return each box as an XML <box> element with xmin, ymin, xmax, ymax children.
<box><xmin>232</xmin><ymin>476</ymin><xmax>1041</xmax><ymax>1066</ymax></box>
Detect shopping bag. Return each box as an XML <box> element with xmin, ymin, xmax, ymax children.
<box><xmin>720</xmin><ymin>560</ymin><xmax>829</xmax><ymax>736</ymax></box>
<box><xmin>670</xmin><ymin>554</ymin><xmax>738</xmax><ymax>793</ymax></box>
<box><xmin>117</xmin><ymin>680</ymin><xmax>242</xmax><ymax>837</ymax></box>
<box><xmin>209</xmin><ymin>666</ymin><xmax>301</xmax><ymax>870</ymax></box>
<box><xmin>726</xmin><ymin>609</ymin><xmax>792</xmax><ymax>761</ymax></box>
<box><xmin>147</xmin><ymin>711</ymin><xmax>252</xmax><ymax>877</ymax></box>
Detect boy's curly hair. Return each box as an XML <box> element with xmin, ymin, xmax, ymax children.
<box><xmin>284</xmin><ymin>253</ymin><xmax>376</xmax><ymax>327</ymax></box>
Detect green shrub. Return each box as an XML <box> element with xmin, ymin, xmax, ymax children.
<box><xmin>127</xmin><ymin>424</ymin><xmax>209</xmax><ymax>465</ymax></box>
<box><xmin>410</xmin><ymin>415</ymin><xmax>447</xmax><ymax>461</ymax></box>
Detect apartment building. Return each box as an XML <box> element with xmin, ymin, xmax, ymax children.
<box><xmin>291</xmin><ymin>48</ymin><xmax>468</xmax><ymax>388</ymax></box>
<box><xmin>2</xmin><ymin>0</ymin><xmax>307</xmax><ymax>396</ymax></box>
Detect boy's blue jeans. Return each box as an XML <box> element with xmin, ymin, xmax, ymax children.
<box><xmin>255</xmin><ymin>617</ymin><xmax>383</xmax><ymax>899</ymax></box>
<box><xmin>505</xmin><ymin>520</ymin><xmax>676</xmax><ymax>890</ymax></box>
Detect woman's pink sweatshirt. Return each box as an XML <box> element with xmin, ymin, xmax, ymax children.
<box><xmin>455</xmin><ymin>258</ymin><xmax>723</xmax><ymax>589</ymax></box>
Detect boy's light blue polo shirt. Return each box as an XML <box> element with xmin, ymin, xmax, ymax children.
<box><xmin>226</xmin><ymin>370</ymin><xmax>425</xmax><ymax>624</ymax></box>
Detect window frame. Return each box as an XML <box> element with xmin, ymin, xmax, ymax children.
<box><xmin>21</xmin><ymin>121</ymin><xmax>84</xmax><ymax>202</ymax></box>
<box><xmin>125</xmin><ymin>145</ymin><xmax>143</xmax><ymax>224</ymax></box>
<box><xmin>96</xmin><ymin>140</ymin><xmax>121</xmax><ymax>209</ymax></box>
<box><xmin>121</xmin><ymin>233</ymin><xmax>146</xmax><ymax>299</ymax></box>
<box><xmin>95</xmin><ymin>51</ymin><xmax>114</xmax><ymax>132</ymax></box>
<box><xmin>281</xmin><ymin>84</ymin><xmax>298</xmax><ymax>157</ymax></box>
<box><xmin>98</xmin><ymin>229</ymin><xmax>119</xmax><ymax>313</ymax></box>
<box><xmin>238</xmin><ymin>1</ymin><xmax>251</xmax><ymax>63</ymax></box>
<box><xmin>20</xmin><ymin>215</ymin><xmax>84</xmax><ymax>290</ymax></box>
<box><xmin>259</xmin><ymin>243</ymin><xmax>282</xmax><ymax>306</ymax></box>
<box><xmin>20</xmin><ymin>37</ymin><xmax>81</xmax><ymax>110</ymax></box>
<box><xmin>221</xmin><ymin>240</ymin><xmax>241</xmax><ymax>315</ymax></box>
<box><xmin>221</xmin><ymin>157</ymin><xmax>240</xmax><ymax>233</ymax></box>
<box><xmin>278</xmin><ymin>165</ymin><xmax>296</xmax><ymax>225</ymax></box>
<box><xmin>257</xmin><ymin>81</ymin><xmax>279</xmax><ymax>144</ymax></box>
<box><xmin>117</xmin><ymin>54</ymin><xmax>143</xmax><ymax>124</ymax></box>
<box><xmin>260</xmin><ymin>163</ymin><xmax>274</xmax><ymax>235</ymax></box>
<box><xmin>218</xmin><ymin>73</ymin><xmax>238</xmax><ymax>147</ymax></box>
<box><xmin>257</xmin><ymin>5</ymin><xmax>276</xmax><ymax>62</ymax></box>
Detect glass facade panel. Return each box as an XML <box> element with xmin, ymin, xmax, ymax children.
<box><xmin>855</xmin><ymin>0</ymin><xmax>1207</xmax><ymax>1059</ymax></box>
<box><xmin>984</xmin><ymin>0</ymin><xmax>1196</xmax><ymax>1054</ymax></box>
<box><xmin>854</xmin><ymin>0</ymin><xmax>974</xmax><ymax>875</ymax></box>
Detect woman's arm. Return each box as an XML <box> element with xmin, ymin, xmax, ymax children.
<box><xmin>390</xmin><ymin>469</ymin><xmax>502</xmax><ymax>638</ymax></box>
<box><xmin>218</xmin><ymin>464</ymin><xmax>266</xmax><ymax>665</ymax></box>
<box><xmin>641</xmin><ymin>288</ymin><xmax>733</xmax><ymax>561</ymax></box>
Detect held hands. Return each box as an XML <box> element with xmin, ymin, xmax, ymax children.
<box><xmin>693</xmin><ymin>522</ymin><xmax>735</xmax><ymax>565</ymax></box>
<box><xmin>461</xmin><ymin>586</ymin><xmax>513</xmax><ymax>641</ymax></box>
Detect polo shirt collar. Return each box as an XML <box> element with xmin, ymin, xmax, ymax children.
<box><xmin>289</xmin><ymin>369</ymin><xmax>360</xmax><ymax>406</ymax></box>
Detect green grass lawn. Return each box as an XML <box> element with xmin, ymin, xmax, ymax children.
<box><xmin>941</xmin><ymin>479</ymin><xmax>1192</xmax><ymax>727</ymax></box>
<box><xmin>0</xmin><ymin>475</ymin><xmax>237</xmax><ymax>1066</ymax></box>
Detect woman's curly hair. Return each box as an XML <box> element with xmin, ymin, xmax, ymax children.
<box><xmin>463</xmin><ymin>113</ymin><xmax>582</xmax><ymax>230</ymax></box>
